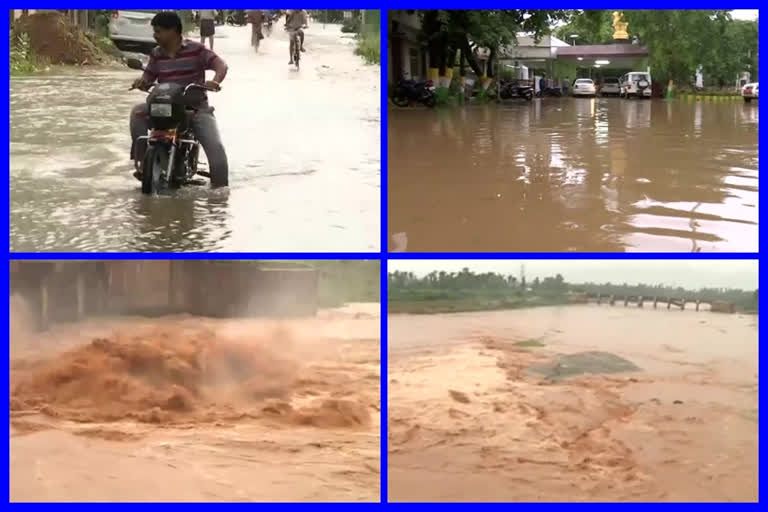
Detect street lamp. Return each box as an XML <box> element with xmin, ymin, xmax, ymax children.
<box><xmin>570</xmin><ymin>34</ymin><xmax>579</xmax><ymax>46</ymax></box>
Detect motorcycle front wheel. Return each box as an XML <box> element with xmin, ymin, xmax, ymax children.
<box><xmin>423</xmin><ymin>93</ymin><xmax>437</xmax><ymax>108</ymax></box>
<box><xmin>392</xmin><ymin>91</ymin><xmax>410</xmax><ymax>107</ymax></box>
<box><xmin>141</xmin><ymin>145</ymin><xmax>168</xmax><ymax>195</ymax></box>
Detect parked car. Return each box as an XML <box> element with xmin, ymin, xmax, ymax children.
<box><xmin>620</xmin><ymin>72</ymin><xmax>652</xmax><ymax>98</ymax></box>
<box><xmin>109</xmin><ymin>10</ymin><xmax>161</xmax><ymax>54</ymax></box>
<box><xmin>742</xmin><ymin>82</ymin><xmax>759</xmax><ymax>103</ymax></box>
<box><xmin>600</xmin><ymin>77</ymin><xmax>621</xmax><ymax>96</ymax></box>
<box><xmin>572</xmin><ymin>78</ymin><xmax>597</xmax><ymax>97</ymax></box>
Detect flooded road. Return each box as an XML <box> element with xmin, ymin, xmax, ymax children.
<box><xmin>388</xmin><ymin>306</ymin><xmax>758</xmax><ymax>501</ymax></box>
<box><xmin>388</xmin><ymin>98</ymin><xmax>758</xmax><ymax>252</ymax></box>
<box><xmin>11</xmin><ymin>23</ymin><xmax>380</xmax><ymax>252</ymax></box>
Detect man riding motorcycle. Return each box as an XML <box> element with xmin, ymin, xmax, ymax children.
<box><xmin>285</xmin><ymin>9</ymin><xmax>308</xmax><ymax>64</ymax></box>
<box><xmin>129</xmin><ymin>11</ymin><xmax>229</xmax><ymax>187</ymax></box>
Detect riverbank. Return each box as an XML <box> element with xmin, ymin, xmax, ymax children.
<box><xmin>388</xmin><ymin>307</ymin><xmax>758</xmax><ymax>501</ymax></box>
<box><xmin>389</xmin><ymin>294</ymin><xmax>570</xmax><ymax>315</ymax></box>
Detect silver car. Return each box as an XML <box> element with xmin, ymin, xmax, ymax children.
<box><xmin>600</xmin><ymin>77</ymin><xmax>620</xmax><ymax>96</ymax></box>
<box><xmin>109</xmin><ymin>10</ymin><xmax>161</xmax><ymax>54</ymax></box>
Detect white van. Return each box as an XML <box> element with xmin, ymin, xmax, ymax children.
<box><xmin>620</xmin><ymin>72</ymin><xmax>652</xmax><ymax>99</ymax></box>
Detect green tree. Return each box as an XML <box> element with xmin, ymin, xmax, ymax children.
<box><xmin>555</xmin><ymin>10</ymin><xmax>614</xmax><ymax>45</ymax></box>
<box><xmin>623</xmin><ymin>9</ymin><xmax>732</xmax><ymax>85</ymax></box>
<box><xmin>411</xmin><ymin>9</ymin><xmax>571</xmax><ymax>78</ymax></box>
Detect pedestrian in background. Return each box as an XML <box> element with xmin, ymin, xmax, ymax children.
<box><xmin>199</xmin><ymin>9</ymin><xmax>216</xmax><ymax>50</ymax></box>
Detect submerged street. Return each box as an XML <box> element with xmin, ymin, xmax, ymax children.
<box><xmin>388</xmin><ymin>97</ymin><xmax>758</xmax><ymax>253</ymax></box>
<box><xmin>11</xmin><ymin>23</ymin><xmax>380</xmax><ymax>252</ymax></box>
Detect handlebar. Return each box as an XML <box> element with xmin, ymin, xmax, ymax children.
<box><xmin>129</xmin><ymin>82</ymin><xmax>220</xmax><ymax>93</ymax></box>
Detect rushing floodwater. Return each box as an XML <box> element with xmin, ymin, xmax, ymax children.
<box><xmin>388</xmin><ymin>305</ymin><xmax>757</xmax><ymax>502</ymax></box>
<box><xmin>10</xmin><ymin>24</ymin><xmax>380</xmax><ymax>252</ymax></box>
<box><xmin>389</xmin><ymin>305</ymin><xmax>757</xmax><ymax>378</ymax></box>
<box><xmin>388</xmin><ymin>98</ymin><xmax>758</xmax><ymax>252</ymax></box>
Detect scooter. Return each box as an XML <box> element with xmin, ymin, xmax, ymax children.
<box><xmin>499</xmin><ymin>80</ymin><xmax>534</xmax><ymax>101</ymax></box>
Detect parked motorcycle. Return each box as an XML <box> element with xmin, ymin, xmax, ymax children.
<box><xmin>126</xmin><ymin>58</ymin><xmax>222</xmax><ymax>194</ymax></box>
<box><xmin>535</xmin><ymin>87</ymin><xmax>563</xmax><ymax>98</ymax></box>
<box><xmin>392</xmin><ymin>79</ymin><xmax>437</xmax><ymax>108</ymax></box>
<box><xmin>499</xmin><ymin>80</ymin><xmax>534</xmax><ymax>101</ymax></box>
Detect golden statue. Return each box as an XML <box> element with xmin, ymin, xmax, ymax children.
<box><xmin>612</xmin><ymin>11</ymin><xmax>629</xmax><ymax>40</ymax></box>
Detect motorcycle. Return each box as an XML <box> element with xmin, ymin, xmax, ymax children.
<box><xmin>392</xmin><ymin>79</ymin><xmax>437</xmax><ymax>108</ymax></box>
<box><xmin>126</xmin><ymin>58</ymin><xmax>222</xmax><ymax>194</ymax></box>
<box><xmin>535</xmin><ymin>87</ymin><xmax>563</xmax><ymax>98</ymax></box>
<box><xmin>499</xmin><ymin>80</ymin><xmax>534</xmax><ymax>101</ymax></box>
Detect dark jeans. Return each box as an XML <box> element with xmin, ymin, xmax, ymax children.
<box><xmin>129</xmin><ymin>102</ymin><xmax>229</xmax><ymax>185</ymax></box>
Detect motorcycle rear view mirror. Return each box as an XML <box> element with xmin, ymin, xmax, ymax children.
<box><xmin>125</xmin><ymin>58</ymin><xmax>144</xmax><ymax>71</ymax></box>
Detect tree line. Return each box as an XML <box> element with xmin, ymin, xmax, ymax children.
<box><xmin>388</xmin><ymin>269</ymin><xmax>757</xmax><ymax>307</ymax></box>
<box><xmin>392</xmin><ymin>10</ymin><xmax>758</xmax><ymax>86</ymax></box>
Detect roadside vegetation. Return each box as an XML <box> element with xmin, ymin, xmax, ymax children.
<box><xmin>10</xmin><ymin>10</ymin><xmax>119</xmax><ymax>75</ymax></box>
<box><xmin>389</xmin><ymin>268</ymin><xmax>758</xmax><ymax>315</ymax></box>
<box><xmin>259</xmin><ymin>260</ymin><xmax>380</xmax><ymax>308</ymax></box>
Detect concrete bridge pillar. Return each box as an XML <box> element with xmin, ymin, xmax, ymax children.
<box><xmin>624</xmin><ymin>296</ymin><xmax>629</xmax><ymax>307</ymax></box>
<box><xmin>597</xmin><ymin>293</ymin><xmax>601</xmax><ymax>305</ymax></box>
<box><xmin>680</xmin><ymin>300</ymin><xmax>685</xmax><ymax>310</ymax></box>
<box><xmin>609</xmin><ymin>295</ymin><xmax>615</xmax><ymax>306</ymax></box>
<box><xmin>653</xmin><ymin>296</ymin><xmax>658</xmax><ymax>308</ymax></box>
<box><xmin>667</xmin><ymin>298</ymin><xmax>672</xmax><ymax>309</ymax></box>
<box><xmin>696</xmin><ymin>300</ymin><xmax>701</xmax><ymax>312</ymax></box>
<box><xmin>638</xmin><ymin>296</ymin><xmax>644</xmax><ymax>308</ymax></box>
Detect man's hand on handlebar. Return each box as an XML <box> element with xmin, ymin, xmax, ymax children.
<box><xmin>130</xmin><ymin>77</ymin><xmax>151</xmax><ymax>91</ymax></box>
<box><xmin>204</xmin><ymin>80</ymin><xmax>222</xmax><ymax>92</ymax></box>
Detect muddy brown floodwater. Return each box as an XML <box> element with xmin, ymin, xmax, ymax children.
<box><xmin>10</xmin><ymin>305</ymin><xmax>380</xmax><ymax>502</ymax></box>
<box><xmin>388</xmin><ymin>99</ymin><xmax>758</xmax><ymax>252</ymax></box>
<box><xmin>11</xmin><ymin>23</ymin><xmax>380</xmax><ymax>252</ymax></box>
<box><xmin>388</xmin><ymin>306</ymin><xmax>758</xmax><ymax>502</ymax></box>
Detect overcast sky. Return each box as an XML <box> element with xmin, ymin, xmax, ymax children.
<box><xmin>388</xmin><ymin>260</ymin><xmax>758</xmax><ymax>290</ymax></box>
<box><xmin>731</xmin><ymin>9</ymin><xmax>758</xmax><ymax>21</ymax></box>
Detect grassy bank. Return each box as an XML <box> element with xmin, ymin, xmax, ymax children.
<box><xmin>388</xmin><ymin>289</ymin><xmax>569</xmax><ymax>315</ymax></box>
<box><xmin>355</xmin><ymin>34</ymin><xmax>380</xmax><ymax>64</ymax></box>
<box><xmin>355</xmin><ymin>11</ymin><xmax>380</xmax><ymax>65</ymax></box>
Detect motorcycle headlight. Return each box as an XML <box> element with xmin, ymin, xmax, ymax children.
<box><xmin>150</xmin><ymin>103</ymin><xmax>172</xmax><ymax>118</ymax></box>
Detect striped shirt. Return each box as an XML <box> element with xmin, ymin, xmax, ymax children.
<box><xmin>142</xmin><ymin>39</ymin><xmax>224</xmax><ymax>94</ymax></box>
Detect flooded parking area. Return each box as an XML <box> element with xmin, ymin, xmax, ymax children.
<box><xmin>388</xmin><ymin>98</ymin><xmax>758</xmax><ymax>252</ymax></box>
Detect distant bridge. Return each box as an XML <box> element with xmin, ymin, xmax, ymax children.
<box><xmin>582</xmin><ymin>293</ymin><xmax>735</xmax><ymax>313</ymax></box>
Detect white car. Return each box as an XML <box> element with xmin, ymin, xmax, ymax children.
<box><xmin>109</xmin><ymin>10</ymin><xmax>162</xmax><ymax>54</ymax></box>
<box><xmin>600</xmin><ymin>77</ymin><xmax>620</xmax><ymax>96</ymax></box>
<box><xmin>742</xmin><ymin>82</ymin><xmax>758</xmax><ymax>103</ymax></box>
<box><xmin>620</xmin><ymin>72</ymin><xmax>652</xmax><ymax>98</ymax></box>
<box><xmin>572</xmin><ymin>78</ymin><xmax>597</xmax><ymax>97</ymax></box>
